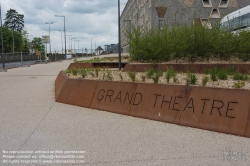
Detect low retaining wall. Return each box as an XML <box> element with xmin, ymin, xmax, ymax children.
<box><xmin>67</xmin><ymin>62</ymin><xmax>128</xmax><ymax>70</ymax></box>
<box><xmin>55</xmin><ymin>71</ymin><xmax>250</xmax><ymax>138</ymax></box>
<box><xmin>123</xmin><ymin>64</ymin><xmax>250</xmax><ymax>74</ymax></box>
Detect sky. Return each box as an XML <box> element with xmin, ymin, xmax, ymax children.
<box><xmin>1</xmin><ymin>0</ymin><xmax>127</xmax><ymax>53</ymax></box>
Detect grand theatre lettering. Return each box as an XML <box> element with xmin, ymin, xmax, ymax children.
<box><xmin>95</xmin><ymin>88</ymin><xmax>239</xmax><ymax>119</ymax></box>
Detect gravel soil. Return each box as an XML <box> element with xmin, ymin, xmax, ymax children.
<box><xmin>66</xmin><ymin>70</ymin><xmax>250</xmax><ymax>90</ymax></box>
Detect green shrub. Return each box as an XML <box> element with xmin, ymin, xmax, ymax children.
<box><xmin>71</xmin><ymin>68</ymin><xmax>78</xmax><ymax>76</ymax></box>
<box><xmin>151</xmin><ymin>70</ymin><xmax>163</xmax><ymax>84</ymax></box>
<box><xmin>64</xmin><ymin>69</ymin><xmax>71</xmax><ymax>74</ymax></box>
<box><xmin>233</xmin><ymin>73</ymin><xmax>249</xmax><ymax>81</ymax></box>
<box><xmin>202</xmin><ymin>76</ymin><xmax>209</xmax><ymax>86</ymax></box>
<box><xmin>105</xmin><ymin>71</ymin><xmax>112</xmax><ymax>81</ymax></box>
<box><xmin>146</xmin><ymin>68</ymin><xmax>154</xmax><ymax>79</ymax></box>
<box><xmin>217</xmin><ymin>69</ymin><xmax>228</xmax><ymax>80</ymax></box>
<box><xmin>79</xmin><ymin>69</ymin><xmax>87</xmax><ymax>78</ymax></box>
<box><xmin>187</xmin><ymin>72</ymin><xmax>197</xmax><ymax>85</ymax></box>
<box><xmin>165</xmin><ymin>66</ymin><xmax>176</xmax><ymax>83</ymax></box>
<box><xmin>233</xmin><ymin>81</ymin><xmax>245</xmax><ymax>89</ymax></box>
<box><xmin>141</xmin><ymin>75</ymin><xmax>146</xmax><ymax>82</ymax></box>
<box><xmin>95</xmin><ymin>68</ymin><xmax>101</xmax><ymax>77</ymax></box>
<box><xmin>126</xmin><ymin>24</ymin><xmax>242</xmax><ymax>62</ymax></box>
<box><xmin>128</xmin><ymin>72</ymin><xmax>136</xmax><ymax>82</ymax></box>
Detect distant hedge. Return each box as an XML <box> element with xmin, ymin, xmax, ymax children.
<box><xmin>125</xmin><ymin>24</ymin><xmax>250</xmax><ymax>62</ymax></box>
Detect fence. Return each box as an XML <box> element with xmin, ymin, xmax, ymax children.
<box><xmin>0</xmin><ymin>52</ymin><xmax>68</xmax><ymax>63</ymax></box>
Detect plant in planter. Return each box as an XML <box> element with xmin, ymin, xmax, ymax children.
<box><xmin>233</xmin><ymin>73</ymin><xmax>249</xmax><ymax>81</ymax></box>
<box><xmin>146</xmin><ymin>68</ymin><xmax>154</xmax><ymax>79</ymax></box>
<box><xmin>186</xmin><ymin>72</ymin><xmax>197</xmax><ymax>85</ymax></box>
<box><xmin>233</xmin><ymin>81</ymin><xmax>245</xmax><ymax>89</ymax></box>
<box><xmin>118</xmin><ymin>72</ymin><xmax>123</xmax><ymax>81</ymax></box>
<box><xmin>128</xmin><ymin>72</ymin><xmax>136</xmax><ymax>82</ymax></box>
<box><xmin>202</xmin><ymin>75</ymin><xmax>209</xmax><ymax>86</ymax></box>
<box><xmin>79</xmin><ymin>69</ymin><xmax>87</xmax><ymax>78</ymax></box>
<box><xmin>152</xmin><ymin>70</ymin><xmax>163</xmax><ymax>84</ymax></box>
<box><xmin>165</xmin><ymin>66</ymin><xmax>176</xmax><ymax>83</ymax></box>
<box><xmin>105</xmin><ymin>71</ymin><xmax>113</xmax><ymax>81</ymax></box>
<box><xmin>141</xmin><ymin>75</ymin><xmax>146</xmax><ymax>82</ymax></box>
<box><xmin>95</xmin><ymin>68</ymin><xmax>101</xmax><ymax>77</ymax></box>
<box><xmin>71</xmin><ymin>68</ymin><xmax>78</xmax><ymax>76</ymax></box>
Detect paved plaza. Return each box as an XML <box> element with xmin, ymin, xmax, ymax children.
<box><xmin>0</xmin><ymin>55</ymin><xmax>250</xmax><ymax>166</ymax></box>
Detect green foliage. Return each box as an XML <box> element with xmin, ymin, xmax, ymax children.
<box><xmin>4</xmin><ymin>9</ymin><xmax>24</xmax><ymax>32</ymax></box>
<box><xmin>233</xmin><ymin>73</ymin><xmax>249</xmax><ymax>81</ymax></box>
<box><xmin>233</xmin><ymin>81</ymin><xmax>245</xmax><ymax>89</ymax></box>
<box><xmin>71</xmin><ymin>68</ymin><xmax>78</xmax><ymax>76</ymax></box>
<box><xmin>165</xmin><ymin>66</ymin><xmax>176</xmax><ymax>83</ymax></box>
<box><xmin>126</xmin><ymin>24</ymin><xmax>250</xmax><ymax>62</ymax></box>
<box><xmin>186</xmin><ymin>72</ymin><xmax>197</xmax><ymax>85</ymax></box>
<box><xmin>32</xmin><ymin>37</ymin><xmax>45</xmax><ymax>52</ymax></box>
<box><xmin>74</xmin><ymin>57</ymin><xmax>108</xmax><ymax>63</ymax></box>
<box><xmin>79</xmin><ymin>69</ymin><xmax>87</xmax><ymax>78</ymax></box>
<box><xmin>141</xmin><ymin>75</ymin><xmax>146</xmax><ymax>82</ymax></box>
<box><xmin>118</xmin><ymin>73</ymin><xmax>123</xmax><ymax>81</ymax></box>
<box><xmin>217</xmin><ymin>69</ymin><xmax>228</xmax><ymax>80</ymax></box>
<box><xmin>104</xmin><ymin>71</ymin><xmax>112</xmax><ymax>81</ymax></box>
<box><xmin>151</xmin><ymin>70</ymin><xmax>163</xmax><ymax>84</ymax></box>
<box><xmin>64</xmin><ymin>69</ymin><xmax>71</xmax><ymax>74</ymax></box>
<box><xmin>202</xmin><ymin>76</ymin><xmax>209</xmax><ymax>86</ymax></box>
<box><xmin>95</xmin><ymin>68</ymin><xmax>101</xmax><ymax>77</ymax></box>
<box><xmin>146</xmin><ymin>68</ymin><xmax>154</xmax><ymax>79</ymax></box>
<box><xmin>127</xmin><ymin>72</ymin><xmax>136</xmax><ymax>82</ymax></box>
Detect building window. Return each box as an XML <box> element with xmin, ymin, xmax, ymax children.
<box><xmin>210</xmin><ymin>9</ymin><xmax>221</xmax><ymax>18</ymax></box>
<box><xmin>201</xmin><ymin>18</ymin><xmax>212</xmax><ymax>29</ymax></box>
<box><xmin>202</xmin><ymin>0</ymin><xmax>212</xmax><ymax>7</ymax></box>
<box><xmin>219</xmin><ymin>0</ymin><xmax>229</xmax><ymax>8</ymax></box>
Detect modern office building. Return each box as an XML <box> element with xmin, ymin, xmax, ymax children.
<box><xmin>120</xmin><ymin>0</ymin><xmax>250</xmax><ymax>53</ymax></box>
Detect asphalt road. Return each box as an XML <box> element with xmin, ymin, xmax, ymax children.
<box><xmin>0</xmin><ymin>61</ymin><xmax>36</xmax><ymax>69</ymax></box>
<box><xmin>0</xmin><ymin>55</ymin><xmax>249</xmax><ymax>166</ymax></box>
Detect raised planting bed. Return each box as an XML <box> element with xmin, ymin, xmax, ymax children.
<box><xmin>124</xmin><ymin>63</ymin><xmax>250</xmax><ymax>74</ymax></box>
<box><xmin>67</xmin><ymin>62</ymin><xmax>128</xmax><ymax>70</ymax></box>
<box><xmin>56</xmin><ymin>65</ymin><xmax>250</xmax><ymax>138</ymax></box>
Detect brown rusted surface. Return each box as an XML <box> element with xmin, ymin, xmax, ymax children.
<box><xmin>93</xmin><ymin>62</ymin><xmax>128</xmax><ymax>68</ymax></box>
<box><xmin>129</xmin><ymin>84</ymin><xmax>186</xmax><ymax>124</ymax></box>
<box><xmin>245</xmin><ymin>109</ymin><xmax>250</xmax><ymax>137</ymax></box>
<box><xmin>179</xmin><ymin>86</ymin><xmax>250</xmax><ymax>137</ymax></box>
<box><xmin>67</xmin><ymin>63</ymin><xmax>94</xmax><ymax>70</ymax></box>
<box><xmin>124</xmin><ymin>64</ymin><xmax>250</xmax><ymax>74</ymax></box>
<box><xmin>55</xmin><ymin>71</ymin><xmax>67</xmax><ymax>100</ymax></box>
<box><xmin>90</xmin><ymin>81</ymin><xmax>137</xmax><ymax>115</ymax></box>
<box><xmin>67</xmin><ymin>62</ymin><xmax>127</xmax><ymax>70</ymax></box>
<box><xmin>56</xmin><ymin>78</ymin><xmax>97</xmax><ymax>108</ymax></box>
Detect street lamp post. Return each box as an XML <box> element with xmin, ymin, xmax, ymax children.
<box><xmin>71</xmin><ymin>38</ymin><xmax>76</xmax><ymax>53</ymax></box>
<box><xmin>45</xmin><ymin>22</ymin><xmax>54</xmax><ymax>54</ymax></box>
<box><xmin>58</xmin><ymin>30</ymin><xmax>63</xmax><ymax>54</ymax></box>
<box><xmin>55</xmin><ymin>15</ymin><xmax>66</xmax><ymax>59</ymax></box>
<box><xmin>118</xmin><ymin>0</ymin><xmax>121</xmax><ymax>70</ymax></box>
<box><xmin>67</xmin><ymin>35</ymin><xmax>72</xmax><ymax>53</ymax></box>
<box><xmin>0</xmin><ymin>2</ymin><xmax>5</xmax><ymax>69</ymax></box>
<box><xmin>29</xmin><ymin>35</ymin><xmax>33</xmax><ymax>52</ymax></box>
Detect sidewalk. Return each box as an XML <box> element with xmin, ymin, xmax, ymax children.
<box><xmin>0</xmin><ymin>57</ymin><xmax>249</xmax><ymax>166</ymax></box>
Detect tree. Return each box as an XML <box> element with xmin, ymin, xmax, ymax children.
<box><xmin>4</xmin><ymin>9</ymin><xmax>24</xmax><ymax>32</ymax></box>
<box><xmin>32</xmin><ymin>37</ymin><xmax>45</xmax><ymax>52</ymax></box>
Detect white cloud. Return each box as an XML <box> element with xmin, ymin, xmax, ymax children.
<box><xmin>1</xmin><ymin>0</ymin><xmax>127</xmax><ymax>53</ymax></box>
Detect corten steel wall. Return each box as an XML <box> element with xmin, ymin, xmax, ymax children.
<box><xmin>123</xmin><ymin>63</ymin><xmax>250</xmax><ymax>74</ymax></box>
<box><xmin>67</xmin><ymin>62</ymin><xmax>128</xmax><ymax>70</ymax></box>
<box><xmin>56</xmin><ymin>71</ymin><xmax>250</xmax><ymax>138</ymax></box>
